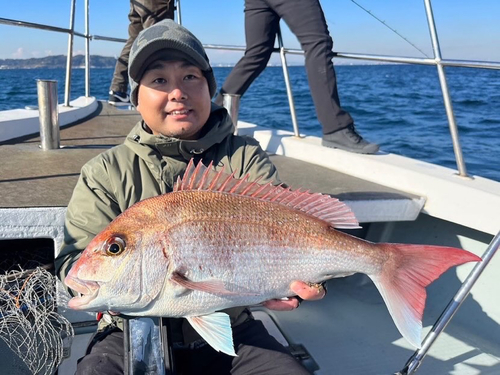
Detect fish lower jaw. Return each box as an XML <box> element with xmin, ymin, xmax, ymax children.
<box><xmin>67</xmin><ymin>292</ymin><xmax>99</xmax><ymax>310</ymax></box>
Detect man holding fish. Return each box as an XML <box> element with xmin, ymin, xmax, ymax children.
<box><xmin>58</xmin><ymin>18</ymin><xmax>480</xmax><ymax>375</ymax></box>
<box><xmin>56</xmin><ymin>19</ymin><xmax>325</xmax><ymax>374</ymax></box>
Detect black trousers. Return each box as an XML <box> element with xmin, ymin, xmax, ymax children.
<box><xmin>215</xmin><ymin>0</ymin><xmax>354</xmax><ymax>134</ymax></box>
<box><xmin>75</xmin><ymin>319</ymin><xmax>311</xmax><ymax>375</ymax></box>
<box><xmin>110</xmin><ymin>0</ymin><xmax>174</xmax><ymax>93</ymax></box>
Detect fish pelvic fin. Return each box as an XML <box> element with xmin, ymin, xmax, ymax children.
<box><xmin>187</xmin><ymin>313</ymin><xmax>237</xmax><ymax>356</ymax></box>
<box><xmin>175</xmin><ymin>159</ymin><xmax>360</xmax><ymax>230</ymax></box>
<box><xmin>370</xmin><ymin>243</ymin><xmax>481</xmax><ymax>348</ymax></box>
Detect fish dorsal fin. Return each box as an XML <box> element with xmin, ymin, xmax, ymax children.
<box><xmin>175</xmin><ymin>159</ymin><xmax>360</xmax><ymax>229</ymax></box>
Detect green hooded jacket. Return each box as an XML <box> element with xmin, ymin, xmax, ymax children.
<box><xmin>55</xmin><ymin>104</ymin><xmax>280</xmax><ymax>341</ymax></box>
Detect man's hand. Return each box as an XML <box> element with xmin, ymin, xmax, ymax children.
<box><xmin>263</xmin><ymin>281</ymin><xmax>326</xmax><ymax>311</ymax></box>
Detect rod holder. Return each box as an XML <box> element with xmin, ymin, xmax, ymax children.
<box><xmin>222</xmin><ymin>93</ymin><xmax>241</xmax><ymax>135</ymax></box>
<box><xmin>124</xmin><ymin>318</ymin><xmax>166</xmax><ymax>375</ymax></box>
<box><xmin>37</xmin><ymin>79</ymin><xmax>60</xmax><ymax>150</ymax></box>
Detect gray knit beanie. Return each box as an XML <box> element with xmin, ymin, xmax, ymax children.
<box><xmin>128</xmin><ymin>19</ymin><xmax>217</xmax><ymax>106</ymax></box>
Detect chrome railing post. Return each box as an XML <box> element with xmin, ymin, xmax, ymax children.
<box><xmin>175</xmin><ymin>0</ymin><xmax>182</xmax><ymax>25</ymax></box>
<box><xmin>223</xmin><ymin>94</ymin><xmax>241</xmax><ymax>135</ymax></box>
<box><xmin>424</xmin><ymin>0</ymin><xmax>468</xmax><ymax>177</ymax></box>
<box><xmin>277</xmin><ymin>26</ymin><xmax>300</xmax><ymax>137</ymax></box>
<box><xmin>37</xmin><ymin>80</ymin><xmax>60</xmax><ymax>150</ymax></box>
<box><xmin>64</xmin><ymin>0</ymin><xmax>77</xmax><ymax>107</ymax></box>
<box><xmin>85</xmin><ymin>0</ymin><xmax>90</xmax><ymax>97</ymax></box>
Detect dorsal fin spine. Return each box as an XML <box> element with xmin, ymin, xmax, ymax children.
<box><xmin>324</xmin><ymin>208</ymin><xmax>353</xmax><ymax>217</ymax></box>
<box><xmin>198</xmin><ymin>162</ymin><xmax>212</xmax><ymax>190</ymax></box>
<box><xmin>301</xmin><ymin>195</ymin><xmax>325</xmax><ymax>211</ymax></box>
<box><xmin>207</xmin><ymin>169</ymin><xmax>224</xmax><ymax>190</ymax></box>
<box><xmin>241</xmin><ymin>177</ymin><xmax>263</xmax><ymax>195</ymax></box>
<box><xmin>280</xmin><ymin>188</ymin><xmax>300</xmax><ymax>207</ymax></box>
<box><xmin>294</xmin><ymin>193</ymin><xmax>319</xmax><ymax>210</ymax></box>
<box><xmin>218</xmin><ymin>171</ymin><xmax>237</xmax><ymax>192</ymax></box>
<box><xmin>286</xmin><ymin>190</ymin><xmax>308</xmax><ymax>208</ymax></box>
<box><xmin>229</xmin><ymin>174</ymin><xmax>249</xmax><ymax>194</ymax></box>
<box><xmin>269</xmin><ymin>187</ymin><xmax>289</xmax><ymax>202</ymax></box>
<box><xmin>183</xmin><ymin>160</ymin><xmax>196</xmax><ymax>190</ymax></box>
<box><xmin>287</xmin><ymin>190</ymin><xmax>308</xmax><ymax>206</ymax></box>
<box><xmin>261</xmin><ymin>185</ymin><xmax>283</xmax><ymax>200</ymax></box>
<box><xmin>250</xmin><ymin>182</ymin><xmax>273</xmax><ymax>198</ymax></box>
<box><xmin>189</xmin><ymin>162</ymin><xmax>204</xmax><ymax>189</ymax></box>
<box><xmin>308</xmin><ymin>200</ymin><xmax>336</xmax><ymax>214</ymax></box>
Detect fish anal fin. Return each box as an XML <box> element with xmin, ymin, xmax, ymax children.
<box><xmin>370</xmin><ymin>243</ymin><xmax>481</xmax><ymax>348</ymax></box>
<box><xmin>176</xmin><ymin>159</ymin><xmax>360</xmax><ymax>229</ymax></box>
<box><xmin>187</xmin><ymin>313</ymin><xmax>236</xmax><ymax>356</ymax></box>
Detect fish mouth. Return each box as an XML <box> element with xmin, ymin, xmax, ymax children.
<box><xmin>64</xmin><ymin>275</ymin><xmax>100</xmax><ymax>310</ymax></box>
<box><xmin>68</xmin><ymin>292</ymin><xmax>99</xmax><ymax>310</ymax></box>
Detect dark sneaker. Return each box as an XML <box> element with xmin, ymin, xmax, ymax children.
<box><xmin>322</xmin><ymin>125</ymin><xmax>379</xmax><ymax>154</ymax></box>
<box><xmin>108</xmin><ymin>90</ymin><xmax>130</xmax><ymax>106</ymax></box>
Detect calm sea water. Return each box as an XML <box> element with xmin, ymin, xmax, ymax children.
<box><xmin>1</xmin><ymin>65</ymin><xmax>499</xmax><ymax>181</ymax></box>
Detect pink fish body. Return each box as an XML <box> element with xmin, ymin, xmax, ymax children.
<box><xmin>65</xmin><ymin>160</ymin><xmax>480</xmax><ymax>356</ymax></box>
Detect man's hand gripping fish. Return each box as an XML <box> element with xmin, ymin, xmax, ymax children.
<box><xmin>65</xmin><ymin>159</ymin><xmax>481</xmax><ymax>356</ymax></box>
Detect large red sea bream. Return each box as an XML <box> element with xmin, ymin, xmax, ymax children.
<box><xmin>65</xmin><ymin>160</ymin><xmax>480</xmax><ymax>356</ymax></box>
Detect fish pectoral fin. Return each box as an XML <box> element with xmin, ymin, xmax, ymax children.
<box><xmin>186</xmin><ymin>313</ymin><xmax>236</xmax><ymax>356</ymax></box>
<box><xmin>171</xmin><ymin>272</ymin><xmax>251</xmax><ymax>296</ymax></box>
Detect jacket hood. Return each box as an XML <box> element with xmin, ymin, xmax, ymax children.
<box><xmin>124</xmin><ymin>103</ymin><xmax>235</xmax><ymax>162</ymax></box>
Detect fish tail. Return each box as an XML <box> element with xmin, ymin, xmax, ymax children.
<box><xmin>369</xmin><ymin>243</ymin><xmax>481</xmax><ymax>348</ymax></box>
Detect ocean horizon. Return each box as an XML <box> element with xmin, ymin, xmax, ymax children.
<box><xmin>1</xmin><ymin>64</ymin><xmax>499</xmax><ymax>182</ymax></box>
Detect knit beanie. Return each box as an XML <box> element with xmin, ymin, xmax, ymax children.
<box><xmin>128</xmin><ymin>19</ymin><xmax>217</xmax><ymax>106</ymax></box>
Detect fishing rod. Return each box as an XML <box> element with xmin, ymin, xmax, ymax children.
<box><xmin>349</xmin><ymin>0</ymin><xmax>430</xmax><ymax>58</ymax></box>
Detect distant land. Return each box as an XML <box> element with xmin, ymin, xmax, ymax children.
<box><xmin>0</xmin><ymin>55</ymin><xmax>117</xmax><ymax>69</ymax></box>
<box><xmin>0</xmin><ymin>54</ymin><xmax>388</xmax><ymax>70</ymax></box>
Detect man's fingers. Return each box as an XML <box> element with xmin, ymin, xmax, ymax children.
<box><xmin>262</xmin><ymin>297</ymin><xmax>300</xmax><ymax>311</ymax></box>
<box><xmin>262</xmin><ymin>281</ymin><xmax>327</xmax><ymax>311</ymax></box>
<box><xmin>290</xmin><ymin>281</ymin><xmax>326</xmax><ymax>301</ymax></box>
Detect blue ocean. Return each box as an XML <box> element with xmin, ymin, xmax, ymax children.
<box><xmin>1</xmin><ymin>65</ymin><xmax>499</xmax><ymax>182</ymax></box>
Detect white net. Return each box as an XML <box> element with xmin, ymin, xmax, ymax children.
<box><xmin>0</xmin><ymin>267</ymin><xmax>74</xmax><ymax>375</ymax></box>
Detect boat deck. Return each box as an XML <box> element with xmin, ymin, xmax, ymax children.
<box><xmin>0</xmin><ymin>102</ymin><xmax>423</xmax><ymax>224</ymax></box>
<box><xmin>1</xmin><ymin>102</ymin><xmax>499</xmax><ymax>374</ymax></box>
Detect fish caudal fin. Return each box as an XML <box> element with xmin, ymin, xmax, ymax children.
<box><xmin>370</xmin><ymin>244</ymin><xmax>481</xmax><ymax>348</ymax></box>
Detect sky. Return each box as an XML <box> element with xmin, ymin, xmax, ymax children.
<box><xmin>1</xmin><ymin>0</ymin><xmax>499</xmax><ymax>65</ymax></box>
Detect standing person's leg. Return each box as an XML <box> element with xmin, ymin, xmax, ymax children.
<box><xmin>269</xmin><ymin>0</ymin><xmax>379</xmax><ymax>153</ymax></box>
<box><xmin>269</xmin><ymin>0</ymin><xmax>351</xmax><ymax>134</ymax></box>
<box><xmin>136</xmin><ymin>0</ymin><xmax>175</xmax><ymax>28</ymax></box>
<box><xmin>214</xmin><ymin>0</ymin><xmax>280</xmax><ymax>105</ymax></box>
<box><xmin>109</xmin><ymin>2</ymin><xmax>144</xmax><ymax>104</ymax></box>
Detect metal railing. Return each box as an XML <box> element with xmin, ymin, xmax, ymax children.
<box><xmin>2</xmin><ymin>0</ymin><xmax>500</xmax><ymax>174</ymax></box>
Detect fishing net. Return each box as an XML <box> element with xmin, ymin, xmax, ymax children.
<box><xmin>0</xmin><ymin>266</ymin><xmax>74</xmax><ymax>375</ymax></box>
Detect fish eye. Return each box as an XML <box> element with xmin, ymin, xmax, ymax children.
<box><xmin>106</xmin><ymin>237</ymin><xmax>126</xmax><ymax>256</ymax></box>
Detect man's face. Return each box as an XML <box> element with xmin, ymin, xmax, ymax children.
<box><xmin>136</xmin><ymin>60</ymin><xmax>211</xmax><ymax>139</ymax></box>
